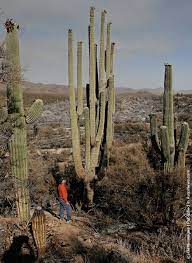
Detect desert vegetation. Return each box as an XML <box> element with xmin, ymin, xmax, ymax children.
<box><xmin>0</xmin><ymin>6</ymin><xmax>191</xmax><ymax>263</ymax></box>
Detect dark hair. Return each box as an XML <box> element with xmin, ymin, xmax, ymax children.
<box><xmin>58</xmin><ymin>178</ymin><xmax>63</xmax><ymax>184</ymax></box>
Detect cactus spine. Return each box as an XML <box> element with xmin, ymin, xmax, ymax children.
<box><xmin>150</xmin><ymin>64</ymin><xmax>189</xmax><ymax>174</ymax></box>
<box><xmin>4</xmin><ymin>20</ymin><xmax>43</xmax><ymax>223</ymax></box>
<box><xmin>68</xmin><ymin>8</ymin><xmax>115</xmax><ymax>205</ymax></box>
<box><xmin>31</xmin><ymin>207</ymin><xmax>46</xmax><ymax>259</ymax></box>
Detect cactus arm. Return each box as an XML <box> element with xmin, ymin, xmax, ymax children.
<box><xmin>105</xmin><ymin>75</ymin><xmax>114</xmax><ymax>162</ymax></box>
<box><xmin>99</xmin><ymin>10</ymin><xmax>106</xmax><ymax>93</ymax></box>
<box><xmin>110</xmin><ymin>43</ymin><xmax>115</xmax><ymax>114</ymax></box>
<box><xmin>149</xmin><ymin>113</ymin><xmax>161</xmax><ymax>154</ymax></box>
<box><xmin>160</xmin><ymin>126</ymin><xmax>169</xmax><ymax>160</ymax></box>
<box><xmin>96</xmin><ymin>11</ymin><xmax>106</xmax><ymax>133</ymax></box>
<box><xmin>160</xmin><ymin>125</ymin><xmax>172</xmax><ymax>173</ymax></box>
<box><xmin>77</xmin><ymin>41</ymin><xmax>83</xmax><ymax>116</ymax></box>
<box><xmin>106</xmin><ymin>22</ymin><xmax>112</xmax><ymax>80</ymax></box>
<box><xmin>96</xmin><ymin>91</ymin><xmax>106</xmax><ymax>141</ymax></box>
<box><xmin>68</xmin><ymin>29</ymin><xmax>85</xmax><ymax>179</ymax></box>
<box><xmin>176</xmin><ymin>122</ymin><xmax>189</xmax><ymax>173</ymax></box>
<box><xmin>89</xmin><ymin>7</ymin><xmax>96</xmax><ymax>146</ymax></box>
<box><xmin>95</xmin><ymin>44</ymin><xmax>99</xmax><ymax>100</ymax></box>
<box><xmin>25</xmin><ymin>99</ymin><xmax>43</xmax><ymax>124</ymax></box>
<box><xmin>95</xmin><ymin>44</ymin><xmax>100</xmax><ymax>131</ymax></box>
<box><xmin>92</xmin><ymin>91</ymin><xmax>106</xmax><ymax>168</ymax></box>
<box><xmin>110</xmin><ymin>42</ymin><xmax>115</xmax><ymax>76</ymax></box>
<box><xmin>84</xmin><ymin>107</ymin><xmax>91</xmax><ymax>172</ymax></box>
<box><xmin>176</xmin><ymin>149</ymin><xmax>186</xmax><ymax>176</ymax></box>
<box><xmin>177</xmin><ymin>122</ymin><xmax>189</xmax><ymax>153</ymax></box>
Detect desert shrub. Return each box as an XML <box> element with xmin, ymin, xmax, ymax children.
<box><xmin>28</xmin><ymin>152</ymin><xmax>57</xmax><ymax>210</ymax></box>
<box><xmin>95</xmin><ymin>142</ymin><xmax>186</xmax><ymax>227</ymax></box>
<box><xmin>0</xmin><ymin>117</ymin><xmax>15</xmax><ymax>216</ymax></box>
<box><xmin>114</xmin><ymin>121</ymin><xmax>149</xmax><ymax>144</ymax></box>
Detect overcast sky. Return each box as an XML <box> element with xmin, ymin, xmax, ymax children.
<box><xmin>0</xmin><ymin>0</ymin><xmax>192</xmax><ymax>90</ymax></box>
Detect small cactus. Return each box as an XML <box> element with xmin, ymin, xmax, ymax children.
<box><xmin>149</xmin><ymin>64</ymin><xmax>189</xmax><ymax>174</ymax></box>
<box><xmin>31</xmin><ymin>207</ymin><xmax>46</xmax><ymax>259</ymax></box>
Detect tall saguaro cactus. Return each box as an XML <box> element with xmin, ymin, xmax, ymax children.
<box><xmin>4</xmin><ymin>20</ymin><xmax>43</xmax><ymax>223</ymax></box>
<box><xmin>68</xmin><ymin>8</ymin><xmax>115</xmax><ymax>205</ymax></box>
<box><xmin>150</xmin><ymin>64</ymin><xmax>189</xmax><ymax>174</ymax></box>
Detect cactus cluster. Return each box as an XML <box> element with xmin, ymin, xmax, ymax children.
<box><xmin>150</xmin><ymin>64</ymin><xmax>189</xmax><ymax>174</ymax></box>
<box><xmin>31</xmin><ymin>207</ymin><xmax>46</xmax><ymax>259</ymax></box>
<box><xmin>68</xmin><ymin>7</ymin><xmax>115</xmax><ymax>204</ymax></box>
<box><xmin>4</xmin><ymin>20</ymin><xmax>43</xmax><ymax>223</ymax></box>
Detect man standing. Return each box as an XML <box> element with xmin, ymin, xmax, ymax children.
<box><xmin>58</xmin><ymin>179</ymin><xmax>71</xmax><ymax>223</ymax></box>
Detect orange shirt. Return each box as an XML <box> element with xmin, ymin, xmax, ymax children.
<box><xmin>58</xmin><ymin>183</ymin><xmax>68</xmax><ymax>202</ymax></box>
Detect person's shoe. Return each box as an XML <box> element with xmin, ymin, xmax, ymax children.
<box><xmin>66</xmin><ymin>219</ymin><xmax>71</xmax><ymax>224</ymax></box>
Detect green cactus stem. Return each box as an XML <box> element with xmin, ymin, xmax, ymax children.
<box><xmin>99</xmin><ymin>10</ymin><xmax>106</xmax><ymax>93</ymax></box>
<box><xmin>84</xmin><ymin>107</ymin><xmax>91</xmax><ymax>172</ymax></box>
<box><xmin>110</xmin><ymin>43</ymin><xmax>115</xmax><ymax>114</ymax></box>
<box><xmin>77</xmin><ymin>41</ymin><xmax>83</xmax><ymax>116</ymax></box>
<box><xmin>177</xmin><ymin>122</ymin><xmax>189</xmax><ymax>174</ymax></box>
<box><xmin>149</xmin><ymin>113</ymin><xmax>161</xmax><ymax>154</ymax></box>
<box><xmin>106</xmin><ymin>22</ymin><xmax>112</xmax><ymax>81</ymax></box>
<box><xmin>89</xmin><ymin>6</ymin><xmax>96</xmax><ymax>146</ymax></box>
<box><xmin>68</xmin><ymin>8</ymin><xmax>115</xmax><ymax>205</ymax></box>
<box><xmin>149</xmin><ymin>64</ymin><xmax>189</xmax><ymax>174</ymax></box>
<box><xmin>106</xmin><ymin>75</ymin><xmax>114</xmax><ymax>164</ymax></box>
<box><xmin>31</xmin><ymin>207</ymin><xmax>46</xmax><ymax>259</ymax></box>
<box><xmin>5</xmin><ymin>20</ymin><xmax>43</xmax><ymax>223</ymax></box>
<box><xmin>163</xmin><ymin>64</ymin><xmax>175</xmax><ymax>170</ymax></box>
<box><xmin>68</xmin><ymin>29</ymin><xmax>85</xmax><ymax>179</ymax></box>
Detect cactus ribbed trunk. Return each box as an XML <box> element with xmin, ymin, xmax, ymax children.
<box><xmin>68</xmin><ymin>8</ymin><xmax>115</xmax><ymax>206</ymax></box>
<box><xmin>5</xmin><ymin>20</ymin><xmax>43</xmax><ymax>223</ymax></box>
<box><xmin>163</xmin><ymin>64</ymin><xmax>175</xmax><ymax>172</ymax></box>
<box><xmin>6</xmin><ymin>24</ymin><xmax>30</xmax><ymax>222</ymax></box>
<box><xmin>31</xmin><ymin>207</ymin><xmax>46</xmax><ymax>259</ymax></box>
<box><xmin>149</xmin><ymin>64</ymin><xmax>189</xmax><ymax>175</ymax></box>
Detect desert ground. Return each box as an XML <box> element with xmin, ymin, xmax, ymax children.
<box><xmin>0</xmin><ymin>82</ymin><xmax>191</xmax><ymax>262</ymax></box>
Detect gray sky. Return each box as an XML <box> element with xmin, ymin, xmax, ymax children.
<box><xmin>0</xmin><ymin>0</ymin><xmax>192</xmax><ymax>90</ymax></box>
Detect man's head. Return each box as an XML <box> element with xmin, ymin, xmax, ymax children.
<box><xmin>61</xmin><ymin>179</ymin><xmax>66</xmax><ymax>184</ymax></box>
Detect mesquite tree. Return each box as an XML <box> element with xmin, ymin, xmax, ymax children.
<box><xmin>68</xmin><ymin>7</ymin><xmax>115</xmax><ymax>205</ymax></box>
<box><xmin>4</xmin><ymin>20</ymin><xmax>43</xmax><ymax>223</ymax></box>
<box><xmin>149</xmin><ymin>64</ymin><xmax>189</xmax><ymax>174</ymax></box>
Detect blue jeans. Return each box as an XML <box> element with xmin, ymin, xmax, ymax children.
<box><xmin>59</xmin><ymin>198</ymin><xmax>71</xmax><ymax>221</ymax></box>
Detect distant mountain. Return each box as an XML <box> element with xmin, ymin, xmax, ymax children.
<box><xmin>1</xmin><ymin>81</ymin><xmax>192</xmax><ymax>96</ymax></box>
<box><xmin>117</xmin><ymin>87</ymin><xmax>163</xmax><ymax>95</ymax></box>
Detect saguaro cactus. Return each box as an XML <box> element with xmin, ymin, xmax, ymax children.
<box><xmin>31</xmin><ymin>207</ymin><xmax>46</xmax><ymax>259</ymax></box>
<box><xmin>150</xmin><ymin>64</ymin><xmax>189</xmax><ymax>174</ymax></box>
<box><xmin>4</xmin><ymin>20</ymin><xmax>43</xmax><ymax>223</ymax></box>
<box><xmin>68</xmin><ymin>8</ymin><xmax>115</xmax><ymax>205</ymax></box>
